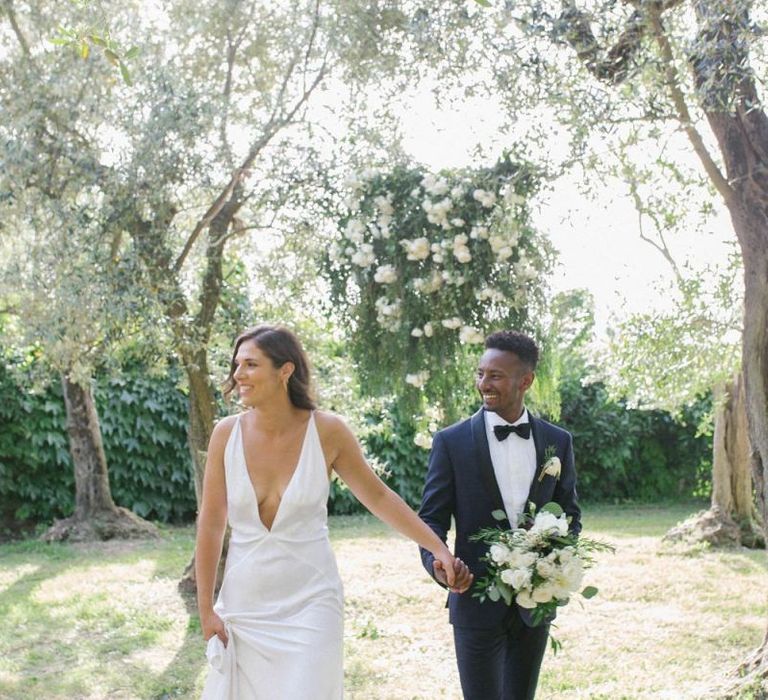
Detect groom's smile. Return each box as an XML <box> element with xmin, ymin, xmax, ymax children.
<box><xmin>476</xmin><ymin>348</ymin><xmax>535</xmax><ymax>424</ymax></box>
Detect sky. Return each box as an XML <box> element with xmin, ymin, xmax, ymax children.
<box><xmin>395</xmin><ymin>87</ymin><xmax>735</xmax><ymax>337</ymax></box>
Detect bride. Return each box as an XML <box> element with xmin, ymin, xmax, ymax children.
<box><xmin>196</xmin><ymin>325</ymin><xmax>471</xmax><ymax>699</ymax></box>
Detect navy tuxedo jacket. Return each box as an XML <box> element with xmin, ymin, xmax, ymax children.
<box><xmin>419</xmin><ymin>408</ymin><xmax>581</xmax><ymax>629</ymax></box>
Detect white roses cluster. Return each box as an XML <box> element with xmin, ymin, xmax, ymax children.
<box><xmin>374</xmin><ymin>297</ymin><xmax>401</xmax><ymax>331</ymax></box>
<box><xmin>452</xmin><ymin>234</ymin><xmax>472</xmax><ymax>263</ymax></box>
<box><xmin>488</xmin><ymin>510</ymin><xmax>582</xmax><ymax>609</ymax></box>
<box><xmin>458</xmin><ymin>325</ymin><xmax>484</xmax><ymax>344</ymax></box>
<box><xmin>374</xmin><ymin>264</ymin><xmax>397</xmax><ymax>284</ymax></box>
<box><xmin>400</xmin><ymin>236</ymin><xmax>431</xmax><ymax>261</ymax></box>
<box><xmin>422</xmin><ymin>197</ymin><xmax>454</xmax><ymax>228</ymax></box>
<box><xmin>351</xmin><ymin>243</ymin><xmax>375</xmax><ymax>268</ymax></box>
<box><xmin>473</xmin><ymin>188</ymin><xmax>497</xmax><ymax>208</ymax></box>
<box><xmin>334</xmin><ymin>170</ymin><xmax>543</xmax><ymax>379</ymax></box>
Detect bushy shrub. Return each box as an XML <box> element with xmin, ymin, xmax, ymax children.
<box><xmin>559</xmin><ymin>374</ymin><xmax>711</xmax><ymax>502</ymax></box>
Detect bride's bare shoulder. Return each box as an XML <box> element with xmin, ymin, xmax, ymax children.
<box><xmin>313</xmin><ymin>410</ymin><xmax>353</xmax><ymax>440</ymax></box>
<box><xmin>210</xmin><ymin>413</ymin><xmax>239</xmax><ymax>440</ymax></box>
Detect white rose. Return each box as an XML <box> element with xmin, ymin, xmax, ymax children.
<box><xmin>450</xmin><ymin>185</ymin><xmax>464</xmax><ymax>199</ymax></box>
<box><xmin>423</xmin><ymin>322</ymin><xmax>434</xmax><ymax>337</ymax></box>
<box><xmin>351</xmin><ymin>243</ymin><xmax>375</xmax><ymax>268</ymax></box>
<box><xmin>345</xmin><ymin>219</ymin><xmax>366</xmax><ymax>244</ymax></box>
<box><xmin>374</xmin><ymin>264</ymin><xmax>397</xmax><ymax>284</ymax></box>
<box><xmin>459</xmin><ymin>326</ymin><xmax>484</xmax><ymax>344</ymax></box>
<box><xmin>441</xmin><ymin>317</ymin><xmax>462</xmax><ymax>330</ymax></box>
<box><xmin>490</xmin><ymin>544</ymin><xmax>510</xmax><ymax>564</ymax></box>
<box><xmin>473</xmin><ymin>188</ymin><xmax>497</xmax><ymax>208</ymax></box>
<box><xmin>501</xmin><ymin>186</ymin><xmax>525</xmax><ymax>206</ymax></box>
<box><xmin>471</xmin><ymin>225</ymin><xmax>489</xmax><ymax>240</ymax></box>
<box><xmin>515</xmin><ymin>589</ymin><xmax>537</xmax><ymax>609</ymax></box>
<box><xmin>454</xmin><ymin>246</ymin><xmax>472</xmax><ymax>264</ymax></box>
<box><xmin>411</xmin><ymin>327</ymin><xmax>424</xmax><ymax>337</ymax></box>
<box><xmin>405</xmin><ymin>370</ymin><xmax>430</xmax><ymax>388</ymax></box>
<box><xmin>414</xmin><ymin>431</ymin><xmax>433</xmax><ymax>449</ymax></box>
<box><xmin>410</xmin><ymin>187</ymin><xmax>421</xmax><ymax>198</ymax></box>
<box><xmin>532</xmin><ymin>585</ymin><xmax>555</xmax><ymax>604</ymax></box>
<box><xmin>502</xmin><ymin>568</ymin><xmax>532</xmax><ymax>590</ymax></box>
<box><xmin>422</xmin><ymin>174</ymin><xmax>449</xmax><ymax>196</ymax></box>
<box><xmin>451</xmin><ymin>218</ymin><xmax>465</xmax><ymax>227</ymax></box>
<box><xmin>536</xmin><ymin>559</ymin><xmax>556</xmax><ymax>579</ymax></box>
<box><xmin>373</xmin><ymin>195</ymin><xmax>394</xmax><ymax>216</ymax></box>
<box><xmin>496</xmin><ymin>246</ymin><xmax>514</xmax><ymax>261</ymax></box>
<box><xmin>402</xmin><ymin>237</ymin><xmax>431</xmax><ymax>261</ymax></box>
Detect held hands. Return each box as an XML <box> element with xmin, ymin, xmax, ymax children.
<box><xmin>433</xmin><ymin>552</ymin><xmax>474</xmax><ymax>594</ymax></box>
<box><xmin>201</xmin><ymin>609</ymin><xmax>229</xmax><ymax>647</ymax></box>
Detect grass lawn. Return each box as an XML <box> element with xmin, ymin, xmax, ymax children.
<box><xmin>0</xmin><ymin>502</ymin><xmax>764</xmax><ymax>699</ymax></box>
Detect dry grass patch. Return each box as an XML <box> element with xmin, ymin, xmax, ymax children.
<box><xmin>0</xmin><ymin>504</ymin><xmax>764</xmax><ymax>699</ymax></box>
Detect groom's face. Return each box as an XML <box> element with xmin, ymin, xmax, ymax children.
<box><xmin>476</xmin><ymin>348</ymin><xmax>534</xmax><ymax>423</ymax></box>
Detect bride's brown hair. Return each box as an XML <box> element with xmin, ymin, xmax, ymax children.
<box><xmin>223</xmin><ymin>325</ymin><xmax>317</xmax><ymax>410</ymax></box>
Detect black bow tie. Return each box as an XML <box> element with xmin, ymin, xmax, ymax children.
<box><xmin>493</xmin><ymin>423</ymin><xmax>531</xmax><ymax>441</ymax></box>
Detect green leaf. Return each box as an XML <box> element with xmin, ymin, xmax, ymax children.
<box><xmin>487</xmin><ymin>585</ymin><xmax>500</xmax><ymax>602</ymax></box>
<box><xmin>104</xmin><ymin>49</ymin><xmax>120</xmax><ymax>66</ymax></box>
<box><xmin>491</xmin><ymin>509</ymin><xmax>507</xmax><ymax>521</ymax></box>
<box><xmin>474</xmin><ymin>0</ymin><xmax>492</xmax><ymax>6</ymax></box>
<box><xmin>49</xmin><ymin>38</ymin><xmax>72</xmax><ymax>46</ymax></box>
<box><xmin>540</xmin><ymin>502</ymin><xmax>564</xmax><ymax>517</ymax></box>
<box><xmin>581</xmin><ymin>585</ymin><xmax>599</xmax><ymax>599</ymax></box>
<box><xmin>88</xmin><ymin>34</ymin><xmax>108</xmax><ymax>47</ymax></box>
<box><xmin>79</xmin><ymin>41</ymin><xmax>90</xmax><ymax>59</ymax></box>
<box><xmin>497</xmin><ymin>582</ymin><xmax>513</xmax><ymax>606</ymax></box>
<box><xmin>119</xmin><ymin>62</ymin><xmax>133</xmax><ymax>86</ymax></box>
<box><xmin>124</xmin><ymin>46</ymin><xmax>140</xmax><ymax>60</ymax></box>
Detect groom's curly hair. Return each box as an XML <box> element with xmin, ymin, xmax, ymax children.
<box><xmin>484</xmin><ymin>330</ymin><xmax>539</xmax><ymax>371</ymax></box>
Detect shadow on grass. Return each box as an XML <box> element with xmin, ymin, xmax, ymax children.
<box><xmin>0</xmin><ymin>531</ymin><xmax>207</xmax><ymax>700</ymax></box>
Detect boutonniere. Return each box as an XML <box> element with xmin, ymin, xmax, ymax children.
<box><xmin>538</xmin><ymin>445</ymin><xmax>561</xmax><ymax>482</ymax></box>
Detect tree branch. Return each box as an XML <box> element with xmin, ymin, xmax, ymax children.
<box><xmin>173</xmin><ymin>56</ymin><xmax>328</xmax><ymax>274</ymax></box>
<box><xmin>558</xmin><ymin>0</ymin><xmax>687</xmax><ymax>85</ymax></box>
<box><xmin>2</xmin><ymin>0</ymin><xmax>31</xmax><ymax>57</ymax></box>
<box><xmin>647</xmin><ymin>7</ymin><xmax>736</xmax><ymax>205</ymax></box>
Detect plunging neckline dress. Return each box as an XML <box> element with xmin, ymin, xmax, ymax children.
<box><xmin>201</xmin><ymin>412</ymin><xmax>344</xmax><ymax>699</ymax></box>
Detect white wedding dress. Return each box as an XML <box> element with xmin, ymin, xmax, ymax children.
<box><xmin>202</xmin><ymin>412</ymin><xmax>344</xmax><ymax>699</ymax></box>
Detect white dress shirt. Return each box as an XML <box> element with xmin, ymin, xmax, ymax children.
<box><xmin>484</xmin><ymin>407</ymin><xmax>537</xmax><ymax>526</ymax></box>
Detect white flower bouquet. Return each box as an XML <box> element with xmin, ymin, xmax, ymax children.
<box><xmin>471</xmin><ymin>502</ymin><xmax>614</xmax><ymax>649</ymax></box>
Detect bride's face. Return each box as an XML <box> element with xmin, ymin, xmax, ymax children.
<box><xmin>232</xmin><ymin>340</ymin><xmax>288</xmax><ymax>407</ymax></box>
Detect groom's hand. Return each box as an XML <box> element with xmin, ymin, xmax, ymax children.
<box><xmin>434</xmin><ymin>557</ymin><xmax>474</xmax><ymax>594</ymax></box>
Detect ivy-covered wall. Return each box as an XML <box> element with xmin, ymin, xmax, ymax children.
<box><xmin>0</xmin><ymin>356</ymin><xmax>712</xmax><ymax>532</ymax></box>
<box><xmin>0</xmin><ymin>359</ymin><xmax>197</xmax><ymax>531</ymax></box>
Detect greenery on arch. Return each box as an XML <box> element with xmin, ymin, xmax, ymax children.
<box><xmin>324</xmin><ymin>155</ymin><xmax>554</xmax><ymax>422</ymax></box>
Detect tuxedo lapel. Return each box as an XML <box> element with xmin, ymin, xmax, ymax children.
<box><xmin>526</xmin><ymin>414</ymin><xmax>546</xmax><ymax>508</ymax></box>
<box><xmin>470</xmin><ymin>409</ymin><xmax>507</xmax><ymax>522</ymax></box>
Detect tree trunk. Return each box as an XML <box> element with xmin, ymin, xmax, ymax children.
<box><xmin>688</xmin><ymin>0</ymin><xmax>768</xmax><ymax>689</ymax></box>
<box><xmin>177</xmin><ymin>348</ymin><xmax>224</xmax><ymax>595</ymax></box>
<box><xmin>43</xmin><ymin>374</ymin><xmax>158</xmax><ymax>542</ymax></box>
<box><xmin>664</xmin><ymin>374</ymin><xmax>762</xmax><ymax>548</ymax></box>
<box><xmin>176</xmin><ymin>208</ymin><xmax>236</xmax><ymax>595</ymax></box>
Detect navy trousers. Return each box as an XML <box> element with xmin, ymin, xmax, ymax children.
<box><xmin>453</xmin><ymin>611</ymin><xmax>550</xmax><ymax>700</ymax></box>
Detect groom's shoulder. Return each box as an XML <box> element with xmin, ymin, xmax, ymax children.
<box><xmin>435</xmin><ymin>412</ymin><xmax>476</xmax><ymax>442</ymax></box>
<box><xmin>533</xmin><ymin>415</ymin><xmax>572</xmax><ymax>442</ymax></box>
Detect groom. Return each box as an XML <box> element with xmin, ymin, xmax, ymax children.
<box><xmin>419</xmin><ymin>330</ymin><xmax>581</xmax><ymax>700</ymax></box>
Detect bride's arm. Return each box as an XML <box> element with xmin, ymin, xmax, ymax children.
<box><xmin>194</xmin><ymin>416</ymin><xmax>234</xmax><ymax>644</ymax></box>
<box><xmin>320</xmin><ymin>413</ymin><xmax>471</xmax><ymax>592</ymax></box>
